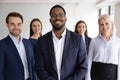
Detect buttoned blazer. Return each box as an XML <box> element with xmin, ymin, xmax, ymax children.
<box><xmin>35</xmin><ymin>29</ymin><xmax>88</xmax><ymax>80</ymax></box>
<box><xmin>0</xmin><ymin>36</ymin><xmax>37</xmax><ymax>80</ymax></box>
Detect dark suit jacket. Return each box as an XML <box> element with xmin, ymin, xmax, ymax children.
<box><xmin>35</xmin><ymin>29</ymin><xmax>88</xmax><ymax>80</ymax></box>
<box><xmin>85</xmin><ymin>36</ymin><xmax>91</xmax><ymax>53</ymax></box>
<box><xmin>0</xmin><ymin>36</ymin><xmax>38</xmax><ymax>80</ymax></box>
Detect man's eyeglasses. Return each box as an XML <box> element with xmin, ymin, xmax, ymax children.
<box><xmin>51</xmin><ymin>14</ymin><xmax>65</xmax><ymax>18</ymax></box>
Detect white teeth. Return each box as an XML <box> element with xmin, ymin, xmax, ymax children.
<box><xmin>55</xmin><ymin>21</ymin><xmax>61</xmax><ymax>24</ymax></box>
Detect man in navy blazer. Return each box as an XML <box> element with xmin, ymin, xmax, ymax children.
<box><xmin>35</xmin><ymin>5</ymin><xmax>88</xmax><ymax>80</ymax></box>
<box><xmin>0</xmin><ymin>12</ymin><xmax>38</xmax><ymax>80</ymax></box>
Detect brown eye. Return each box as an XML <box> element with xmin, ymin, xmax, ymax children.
<box><xmin>10</xmin><ymin>23</ymin><xmax>15</xmax><ymax>26</ymax></box>
<box><xmin>51</xmin><ymin>13</ymin><xmax>65</xmax><ymax>18</ymax></box>
<box><xmin>18</xmin><ymin>23</ymin><xmax>22</xmax><ymax>26</ymax></box>
<box><xmin>105</xmin><ymin>23</ymin><xmax>109</xmax><ymax>25</ymax></box>
<box><xmin>51</xmin><ymin>14</ymin><xmax>56</xmax><ymax>18</ymax></box>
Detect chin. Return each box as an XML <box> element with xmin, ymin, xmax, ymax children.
<box><xmin>12</xmin><ymin>33</ymin><xmax>20</xmax><ymax>37</ymax></box>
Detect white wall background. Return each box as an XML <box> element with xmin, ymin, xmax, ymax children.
<box><xmin>115</xmin><ymin>3</ymin><xmax>120</xmax><ymax>38</ymax></box>
<box><xmin>0</xmin><ymin>3</ymin><xmax>98</xmax><ymax>40</ymax></box>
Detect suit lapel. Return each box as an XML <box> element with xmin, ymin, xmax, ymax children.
<box><xmin>85</xmin><ymin>36</ymin><xmax>88</xmax><ymax>47</ymax></box>
<box><xmin>61</xmin><ymin>30</ymin><xmax>70</xmax><ymax>69</ymax></box>
<box><xmin>48</xmin><ymin>30</ymin><xmax>70</xmax><ymax>75</ymax></box>
<box><xmin>48</xmin><ymin>32</ymin><xmax>57</xmax><ymax>72</ymax></box>
<box><xmin>22</xmin><ymin>39</ymin><xmax>30</xmax><ymax>63</ymax></box>
<box><xmin>6</xmin><ymin>36</ymin><xmax>23</xmax><ymax>65</ymax></box>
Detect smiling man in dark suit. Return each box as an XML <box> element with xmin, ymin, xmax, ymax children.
<box><xmin>35</xmin><ymin>5</ymin><xmax>88</xmax><ymax>80</ymax></box>
<box><xmin>0</xmin><ymin>12</ymin><xmax>38</xmax><ymax>80</ymax></box>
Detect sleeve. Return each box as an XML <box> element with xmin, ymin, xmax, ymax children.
<box><xmin>85</xmin><ymin>39</ymin><xmax>94</xmax><ymax>80</ymax></box>
<box><xmin>0</xmin><ymin>41</ymin><xmax>4</xmax><ymax>80</ymax></box>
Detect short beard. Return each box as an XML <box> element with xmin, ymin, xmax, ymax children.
<box><xmin>10</xmin><ymin>32</ymin><xmax>20</xmax><ymax>37</ymax></box>
<box><xmin>53</xmin><ymin>24</ymin><xmax>65</xmax><ymax>31</ymax></box>
<box><xmin>54</xmin><ymin>26</ymin><xmax>63</xmax><ymax>31</ymax></box>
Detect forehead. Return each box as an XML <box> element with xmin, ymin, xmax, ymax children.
<box><xmin>78</xmin><ymin>22</ymin><xmax>85</xmax><ymax>25</ymax></box>
<box><xmin>99</xmin><ymin>18</ymin><xmax>110</xmax><ymax>23</ymax></box>
<box><xmin>8</xmin><ymin>16</ymin><xmax>22</xmax><ymax>22</ymax></box>
<box><xmin>77</xmin><ymin>23</ymin><xmax>86</xmax><ymax>28</ymax></box>
<box><xmin>32</xmin><ymin>21</ymin><xmax>40</xmax><ymax>24</ymax></box>
<box><xmin>51</xmin><ymin>7</ymin><xmax>64</xmax><ymax>14</ymax></box>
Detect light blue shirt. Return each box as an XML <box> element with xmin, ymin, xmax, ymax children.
<box><xmin>86</xmin><ymin>35</ymin><xmax>120</xmax><ymax>80</ymax></box>
<box><xmin>9</xmin><ymin>34</ymin><xmax>29</xmax><ymax>79</ymax></box>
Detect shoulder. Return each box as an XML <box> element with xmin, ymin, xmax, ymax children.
<box><xmin>90</xmin><ymin>36</ymin><xmax>99</xmax><ymax>44</ymax></box>
<box><xmin>66</xmin><ymin>30</ymin><xmax>84</xmax><ymax>45</ymax></box>
<box><xmin>0</xmin><ymin>36</ymin><xmax>9</xmax><ymax>50</ymax></box>
<box><xmin>38</xmin><ymin>31</ymin><xmax>52</xmax><ymax>41</ymax></box>
<box><xmin>85</xmin><ymin>36</ymin><xmax>92</xmax><ymax>41</ymax></box>
<box><xmin>22</xmin><ymin>38</ymin><xmax>31</xmax><ymax>45</ymax></box>
<box><xmin>0</xmin><ymin>36</ymin><xmax>10</xmax><ymax>45</ymax></box>
<box><xmin>23</xmin><ymin>38</ymin><xmax>29</xmax><ymax>42</ymax></box>
<box><xmin>29</xmin><ymin>38</ymin><xmax>38</xmax><ymax>43</ymax></box>
<box><xmin>113</xmin><ymin>36</ymin><xmax>120</xmax><ymax>40</ymax></box>
<box><xmin>68</xmin><ymin>30</ymin><xmax>82</xmax><ymax>39</ymax></box>
<box><xmin>112</xmin><ymin>36</ymin><xmax>120</xmax><ymax>43</ymax></box>
<box><xmin>87</xmin><ymin>36</ymin><xmax>91</xmax><ymax>40</ymax></box>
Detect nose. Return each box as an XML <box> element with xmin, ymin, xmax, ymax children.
<box><xmin>55</xmin><ymin>15</ymin><xmax>62</xmax><ymax>19</ymax></box>
<box><xmin>14</xmin><ymin>24</ymin><xmax>18</xmax><ymax>28</ymax></box>
<box><xmin>13</xmin><ymin>24</ymin><xmax>19</xmax><ymax>29</ymax></box>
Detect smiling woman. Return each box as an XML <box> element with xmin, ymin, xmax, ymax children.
<box><xmin>86</xmin><ymin>14</ymin><xmax>120</xmax><ymax>80</ymax></box>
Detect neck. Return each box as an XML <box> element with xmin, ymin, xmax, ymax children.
<box><xmin>31</xmin><ymin>33</ymin><xmax>40</xmax><ymax>39</ymax></box>
<box><xmin>16</xmin><ymin>36</ymin><xmax>21</xmax><ymax>42</ymax></box>
<box><xmin>78</xmin><ymin>32</ymin><xmax>84</xmax><ymax>36</ymax></box>
<box><xmin>53</xmin><ymin>27</ymin><xmax>65</xmax><ymax>39</ymax></box>
<box><xmin>102</xmin><ymin>35</ymin><xmax>110</xmax><ymax>41</ymax></box>
<box><xmin>81</xmin><ymin>34</ymin><xmax>85</xmax><ymax>37</ymax></box>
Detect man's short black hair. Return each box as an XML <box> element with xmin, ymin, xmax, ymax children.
<box><xmin>49</xmin><ymin>5</ymin><xmax>66</xmax><ymax>16</ymax></box>
<box><xmin>6</xmin><ymin>12</ymin><xmax>23</xmax><ymax>23</ymax></box>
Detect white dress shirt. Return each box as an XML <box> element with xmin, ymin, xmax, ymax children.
<box><xmin>86</xmin><ymin>35</ymin><xmax>120</xmax><ymax>80</ymax></box>
<box><xmin>52</xmin><ymin>29</ymin><xmax>66</xmax><ymax>80</ymax></box>
<box><xmin>9</xmin><ymin>34</ymin><xmax>29</xmax><ymax>79</ymax></box>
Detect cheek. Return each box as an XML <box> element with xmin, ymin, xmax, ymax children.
<box><xmin>38</xmin><ymin>27</ymin><xmax>41</xmax><ymax>30</ymax></box>
<box><xmin>83</xmin><ymin>28</ymin><xmax>87</xmax><ymax>31</ymax></box>
<box><xmin>50</xmin><ymin>18</ymin><xmax>54</xmax><ymax>22</ymax></box>
<box><xmin>76</xmin><ymin>28</ymin><xmax>81</xmax><ymax>31</ymax></box>
<box><xmin>39</xmin><ymin>28</ymin><xmax>42</xmax><ymax>31</ymax></box>
<box><xmin>64</xmin><ymin>18</ymin><xmax>67</xmax><ymax>23</ymax></box>
<box><xmin>20</xmin><ymin>27</ymin><xmax>23</xmax><ymax>31</ymax></box>
<box><xmin>108</xmin><ymin>25</ymin><xmax>113</xmax><ymax>30</ymax></box>
<box><xmin>100</xmin><ymin>27</ymin><xmax>103</xmax><ymax>31</ymax></box>
<box><xmin>32</xmin><ymin>27</ymin><xmax>36</xmax><ymax>30</ymax></box>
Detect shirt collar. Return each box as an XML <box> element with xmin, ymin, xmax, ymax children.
<box><xmin>52</xmin><ymin>28</ymin><xmax>66</xmax><ymax>39</ymax></box>
<box><xmin>9</xmin><ymin>33</ymin><xmax>23</xmax><ymax>43</ymax></box>
<box><xmin>98</xmin><ymin>35</ymin><xmax>113</xmax><ymax>41</ymax></box>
